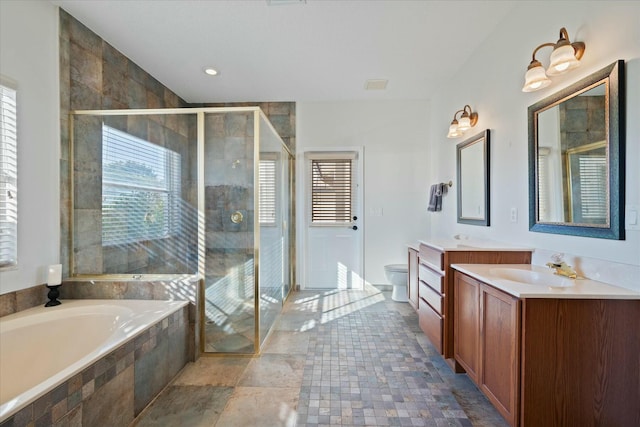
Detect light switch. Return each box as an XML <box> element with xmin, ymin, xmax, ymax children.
<box><xmin>510</xmin><ymin>207</ymin><xmax>518</xmax><ymax>223</ymax></box>
<box><xmin>369</xmin><ymin>207</ymin><xmax>384</xmax><ymax>217</ymax></box>
<box><xmin>626</xmin><ymin>205</ymin><xmax>639</xmax><ymax>230</ymax></box>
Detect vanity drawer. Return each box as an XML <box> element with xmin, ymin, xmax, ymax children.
<box><xmin>419</xmin><ymin>264</ymin><xmax>445</xmax><ymax>293</ymax></box>
<box><xmin>418</xmin><ymin>299</ymin><xmax>443</xmax><ymax>354</ymax></box>
<box><xmin>420</xmin><ymin>281</ymin><xmax>443</xmax><ymax>315</ymax></box>
<box><xmin>419</xmin><ymin>244</ymin><xmax>444</xmax><ymax>271</ymax></box>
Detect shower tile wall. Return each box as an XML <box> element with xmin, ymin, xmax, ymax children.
<box><xmin>559</xmin><ymin>95</ymin><xmax>606</xmax><ymax>222</ymax></box>
<box><xmin>60</xmin><ymin>9</ymin><xmax>192</xmax><ymax>278</ymax></box>
<box><xmin>202</xmin><ymin>102</ymin><xmax>296</xmax><ymax>154</ymax></box>
<box><xmin>58</xmin><ymin>9</ymin><xmax>199</xmax><ymax>363</ymax></box>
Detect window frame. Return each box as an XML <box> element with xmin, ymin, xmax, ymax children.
<box><xmin>0</xmin><ymin>77</ymin><xmax>18</xmax><ymax>270</ymax></box>
<box><xmin>306</xmin><ymin>151</ymin><xmax>357</xmax><ymax>227</ymax></box>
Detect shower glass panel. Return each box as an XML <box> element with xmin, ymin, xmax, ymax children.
<box><xmin>71</xmin><ymin>112</ymin><xmax>199</xmax><ymax>276</ymax></box>
<box><xmin>258</xmin><ymin>115</ymin><xmax>289</xmax><ymax>346</ymax></box>
<box><xmin>202</xmin><ymin>111</ymin><xmax>256</xmax><ymax>353</ymax></box>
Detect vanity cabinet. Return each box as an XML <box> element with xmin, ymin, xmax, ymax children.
<box><xmin>407</xmin><ymin>246</ymin><xmax>419</xmax><ymax>310</ymax></box>
<box><xmin>417</xmin><ymin>241</ymin><xmax>531</xmax><ymax>371</ymax></box>
<box><xmin>453</xmin><ymin>269</ymin><xmax>640</xmax><ymax>427</ymax></box>
<box><xmin>454</xmin><ymin>272</ymin><xmax>519</xmax><ymax>425</ymax></box>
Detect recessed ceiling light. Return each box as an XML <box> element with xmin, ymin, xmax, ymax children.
<box><xmin>204</xmin><ymin>68</ymin><xmax>218</xmax><ymax>76</ymax></box>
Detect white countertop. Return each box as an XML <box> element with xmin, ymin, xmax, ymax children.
<box><xmin>451</xmin><ymin>264</ymin><xmax>640</xmax><ymax>299</ymax></box>
<box><xmin>407</xmin><ymin>242</ymin><xmax>420</xmax><ymax>251</ymax></box>
<box><xmin>418</xmin><ymin>237</ymin><xmax>533</xmax><ymax>252</ymax></box>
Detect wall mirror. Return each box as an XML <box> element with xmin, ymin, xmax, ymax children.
<box><xmin>457</xmin><ymin>129</ymin><xmax>490</xmax><ymax>226</ymax></box>
<box><xmin>528</xmin><ymin>60</ymin><xmax>625</xmax><ymax>239</ymax></box>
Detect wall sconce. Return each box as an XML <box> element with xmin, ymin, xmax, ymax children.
<box><xmin>522</xmin><ymin>27</ymin><xmax>585</xmax><ymax>92</ymax></box>
<box><xmin>446</xmin><ymin>105</ymin><xmax>478</xmax><ymax>138</ymax></box>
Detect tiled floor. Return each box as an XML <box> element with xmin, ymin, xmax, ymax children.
<box><xmin>132</xmin><ymin>286</ymin><xmax>508</xmax><ymax>426</ymax></box>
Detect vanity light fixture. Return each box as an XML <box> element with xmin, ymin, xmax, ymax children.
<box><xmin>446</xmin><ymin>105</ymin><xmax>478</xmax><ymax>139</ymax></box>
<box><xmin>522</xmin><ymin>27</ymin><xmax>585</xmax><ymax>92</ymax></box>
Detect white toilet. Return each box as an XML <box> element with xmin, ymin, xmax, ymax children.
<box><xmin>384</xmin><ymin>264</ymin><xmax>409</xmax><ymax>302</ymax></box>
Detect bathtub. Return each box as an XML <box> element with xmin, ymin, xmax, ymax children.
<box><xmin>0</xmin><ymin>299</ymin><xmax>188</xmax><ymax>423</ymax></box>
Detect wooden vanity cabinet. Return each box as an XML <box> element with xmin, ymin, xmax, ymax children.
<box><xmin>453</xmin><ymin>272</ymin><xmax>480</xmax><ymax>383</ymax></box>
<box><xmin>454</xmin><ymin>270</ymin><xmax>640</xmax><ymax>427</ymax></box>
<box><xmin>454</xmin><ymin>272</ymin><xmax>520</xmax><ymax>426</ymax></box>
<box><xmin>407</xmin><ymin>247</ymin><xmax>419</xmax><ymax>310</ymax></box>
<box><xmin>417</xmin><ymin>242</ymin><xmax>530</xmax><ymax>371</ymax></box>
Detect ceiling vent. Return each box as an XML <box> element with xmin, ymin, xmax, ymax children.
<box><xmin>365</xmin><ymin>79</ymin><xmax>388</xmax><ymax>91</ymax></box>
<box><xmin>267</xmin><ymin>0</ymin><xmax>307</xmax><ymax>5</ymax></box>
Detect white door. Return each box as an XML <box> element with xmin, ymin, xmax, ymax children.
<box><xmin>304</xmin><ymin>150</ymin><xmax>363</xmax><ymax>289</ymax></box>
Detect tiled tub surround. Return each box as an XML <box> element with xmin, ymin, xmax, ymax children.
<box><xmin>0</xmin><ymin>286</ymin><xmax>47</xmax><ymax>318</ymax></box>
<box><xmin>0</xmin><ymin>300</ymin><xmax>189</xmax><ymax>427</ymax></box>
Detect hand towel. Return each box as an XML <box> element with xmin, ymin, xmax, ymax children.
<box><xmin>428</xmin><ymin>183</ymin><xmax>448</xmax><ymax>212</ymax></box>
<box><xmin>427</xmin><ymin>184</ymin><xmax>439</xmax><ymax>212</ymax></box>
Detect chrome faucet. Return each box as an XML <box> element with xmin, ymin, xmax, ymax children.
<box><xmin>545</xmin><ymin>253</ymin><xmax>578</xmax><ymax>279</ymax></box>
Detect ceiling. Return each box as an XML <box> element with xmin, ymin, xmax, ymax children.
<box><xmin>53</xmin><ymin>0</ymin><xmax>517</xmax><ymax>104</ymax></box>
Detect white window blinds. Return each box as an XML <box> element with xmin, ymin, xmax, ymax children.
<box><xmin>310</xmin><ymin>158</ymin><xmax>352</xmax><ymax>223</ymax></box>
<box><xmin>0</xmin><ymin>82</ymin><xmax>18</xmax><ymax>268</ymax></box>
<box><xmin>578</xmin><ymin>155</ymin><xmax>607</xmax><ymax>221</ymax></box>
<box><xmin>102</xmin><ymin>125</ymin><xmax>181</xmax><ymax>245</ymax></box>
<box><xmin>537</xmin><ymin>148</ymin><xmax>550</xmax><ymax>220</ymax></box>
<box><xmin>259</xmin><ymin>159</ymin><xmax>277</xmax><ymax>225</ymax></box>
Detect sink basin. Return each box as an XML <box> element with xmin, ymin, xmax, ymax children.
<box><xmin>489</xmin><ymin>267</ymin><xmax>575</xmax><ymax>288</ymax></box>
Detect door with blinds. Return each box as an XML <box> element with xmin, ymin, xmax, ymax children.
<box><xmin>304</xmin><ymin>151</ymin><xmax>363</xmax><ymax>289</ymax></box>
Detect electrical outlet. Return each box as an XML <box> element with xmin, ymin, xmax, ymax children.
<box><xmin>510</xmin><ymin>208</ymin><xmax>518</xmax><ymax>223</ymax></box>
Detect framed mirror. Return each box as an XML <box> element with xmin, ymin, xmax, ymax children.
<box><xmin>457</xmin><ymin>129</ymin><xmax>490</xmax><ymax>226</ymax></box>
<box><xmin>528</xmin><ymin>60</ymin><xmax>625</xmax><ymax>239</ymax></box>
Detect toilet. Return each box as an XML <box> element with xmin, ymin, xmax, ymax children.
<box><xmin>384</xmin><ymin>264</ymin><xmax>409</xmax><ymax>302</ymax></box>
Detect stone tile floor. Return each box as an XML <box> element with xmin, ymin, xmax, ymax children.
<box><xmin>132</xmin><ymin>286</ymin><xmax>508</xmax><ymax>426</ymax></box>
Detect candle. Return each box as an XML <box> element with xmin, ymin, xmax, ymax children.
<box><xmin>47</xmin><ymin>264</ymin><xmax>62</xmax><ymax>286</ymax></box>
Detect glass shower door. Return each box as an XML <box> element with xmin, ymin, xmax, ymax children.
<box><xmin>202</xmin><ymin>111</ymin><xmax>256</xmax><ymax>353</ymax></box>
<box><xmin>258</xmin><ymin>115</ymin><xmax>290</xmax><ymax>346</ymax></box>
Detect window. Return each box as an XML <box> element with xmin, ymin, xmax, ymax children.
<box><xmin>0</xmin><ymin>81</ymin><xmax>18</xmax><ymax>269</ymax></box>
<box><xmin>577</xmin><ymin>154</ymin><xmax>607</xmax><ymax>221</ymax></box>
<box><xmin>259</xmin><ymin>158</ymin><xmax>277</xmax><ymax>225</ymax></box>
<box><xmin>566</xmin><ymin>141</ymin><xmax>608</xmax><ymax>224</ymax></box>
<box><xmin>102</xmin><ymin>125</ymin><xmax>181</xmax><ymax>245</ymax></box>
<box><xmin>537</xmin><ymin>147</ymin><xmax>550</xmax><ymax>220</ymax></box>
<box><xmin>310</xmin><ymin>157</ymin><xmax>353</xmax><ymax>224</ymax></box>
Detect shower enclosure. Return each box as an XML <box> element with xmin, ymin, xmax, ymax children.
<box><xmin>70</xmin><ymin>107</ymin><xmax>293</xmax><ymax>355</ymax></box>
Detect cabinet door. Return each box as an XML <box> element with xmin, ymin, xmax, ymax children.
<box><xmin>480</xmin><ymin>284</ymin><xmax>520</xmax><ymax>427</ymax></box>
<box><xmin>454</xmin><ymin>272</ymin><xmax>480</xmax><ymax>384</ymax></box>
<box><xmin>408</xmin><ymin>248</ymin><xmax>419</xmax><ymax>310</ymax></box>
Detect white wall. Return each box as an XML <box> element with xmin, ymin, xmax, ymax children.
<box><xmin>0</xmin><ymin>0</ymin><xmax>60</xmax><ymax>294</ymax></box>
<box><xmin>428</xmin><ymin>1</ymin><xmax>640</xmax><ymax>286</ymax></box>
<box><xmin>296</xmin><ymin>100</ymin><xmax>430</xmax><ymax>286</ymax></box>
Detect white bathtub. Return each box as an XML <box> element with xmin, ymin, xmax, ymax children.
<box><xmin>0</xmin><ymin>299</ymin><xmax>188</xmax><ymax>422</ymax></box>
